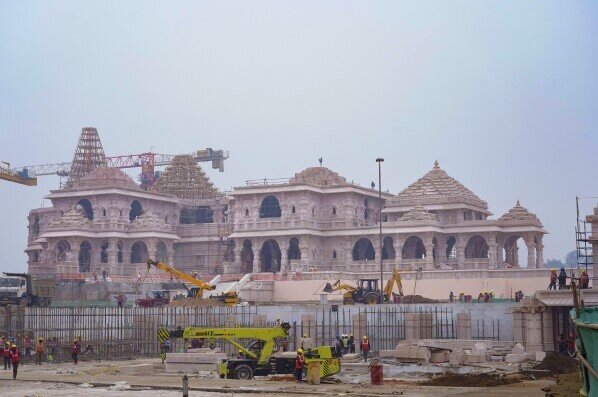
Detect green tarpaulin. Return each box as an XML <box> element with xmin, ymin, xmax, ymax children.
<box><xmin>572</xmin><ymin>307</ymin><xmax>598</xmax><ymax>397</ymax></box>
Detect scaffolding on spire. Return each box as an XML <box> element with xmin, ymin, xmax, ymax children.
<box><xmin>65</xmin><ymin>127</ymin><xmax>108</xmax><ymax>188</ymax></box>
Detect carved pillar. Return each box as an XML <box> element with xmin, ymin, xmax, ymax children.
<box><xmin>535</xmin><ymin>235</ymin><xmax>544</xmax><ymax>269</ymax></box>
<box><xmin>280</xmin><ymin>239</ymin><xmax>290</xmax><ymax>272</ymax></box>
<box><xmin>437</xmin><ymin>235</ymin><xmax>447</xmax><ymax>264</ymax></box>
<box><xmin>487</xmin><ymin>235</ymin><xmax>499</xmax><ymax>269</ymax></box>
<box><xmin>107</xmin><ymin>238</ymin><xmax>118</xmax><ymax>275</ymax></box>
<box><xmin>423</xmin><ymin>236</ymin><xmax>435</xmax><ymax>270</ymax></box>
<box><xmin>526</xmin><ymin>243</ymin><xmax>536</xmax><ymax>268</ymax></box>
<box><xmin>514</xmin><ymin>245</ymin><xmax>519</xmax><ymax>267</ymax></box>
<box><xmin>393</xmin><ymin>237</ymin><xmax>403</xmax><ymax>268</ymax></box>
<box><xmin>252</xmin><ymin>245</ymin><xmax>261</xmax><ymax>273</ymax></box>
<box><xmin>455</xmin><ymin>235</ymin><xmax>465</xmax><ymax>270</ymax></box>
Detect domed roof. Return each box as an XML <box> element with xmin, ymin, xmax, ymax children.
<box><xmin>399</xmin><ymin>204</ymin><xmax>437</xmax><ymax>222</ymax></box>
<box><xmin>289</xmin><ymin>167</ymin><xmax>347</xmax><ymax>187</ymax></box>
<box><xmin>154</xmin><ymin>155</ymin><xmax>219</xmax><ymax>199</ymax></box>
<box><xmin>72</xmin><ymin>167</ymin><xmax>140</xmax><ymax>191</ymax></box>
<box><xmin>498</xmin><ymin>201</ymin><xmax>542</xmax><ymax>226</ymax></box>
<box><xmin>396</xmin><ymin>161</ymin><xmax>486</xmax><ymax>207</ymax></box>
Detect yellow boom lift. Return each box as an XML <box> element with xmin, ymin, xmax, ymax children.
<box><xmin>146</xmin><ymin>259</ymin><xmax>239</xmax><ymax>306</ymax></box>
<box><xmin>159</xmin><ymin>322</ymin><xmax>341</xmax><ymax>380</ymax></box>
<box><xmin>324</xmin><ymin>269</ymin><xmax>403</xmax><ymax>304</ymax></box>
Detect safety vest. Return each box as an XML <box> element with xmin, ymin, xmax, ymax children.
<box><xmin>295</xmin><ymin>354</ymin><xmax>304</xmax><ymax>370</ymax></box>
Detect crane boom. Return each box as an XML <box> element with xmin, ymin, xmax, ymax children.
<box><xmin>0</xmin><ymin>161</ymin><xmax>37</xmax><ymax>186</ymax></box>
<box><xmin>146</xmin><ymin>259</ymin><xmax>215</xmax><ymax>298</ymax></box>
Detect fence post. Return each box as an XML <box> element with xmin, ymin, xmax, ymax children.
<box><xmin>182</xmin><ymin>374</ymin><xmax>188</xmax><ymax>397</ymax></box>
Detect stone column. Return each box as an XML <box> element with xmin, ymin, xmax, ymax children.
<box><xmin>279</xmin><ymin>239</ymin><xmax>289</xmax><ymax>272</ymax></box>
<box><xmin>456</xmin><ymin>312</ymin><xmax>471</xmax><ymax>340</ymax></box>
<box><xmin>393</xmin><ymin>237</ymin><xmax>403</xmax><ymax>268</ymax></box>
<box><xmin>523</xmin><ymin>312</ymin><xmax>543</xmax><ymax>352</ymax></box>
<box><xmin>252</xmin><ymin>246</ymin><xmax>261</xmax><ymax>273</ymax></box>
<box><xmin>423</xmin><ymin>237</ymin><xmax>435</xmax><ymax>270</ymax></box>
<box><xmin>487</xmin><ymin>235</ymin><xmax>499</xmax><ymax>269</ymax></box>
<box><xmin>535</xmin><ymin>237</ymin><xmax>544</xmax><ymax>269</ymax></box>
<box><xmin>107</xmin><ymin>238</ymin><xmax>118</xmax><ymax>276</ymax></box>
<box><xmin>526</xmin><ymin>243</ymin><xmax>536</xmax><ymax>269</ymax></box>
<box><xmin>437</xmin><ymin>235</ymin><xmax>447</xmax><ymax>264</ymax></box>
<box><xmin>455</xmin><ymin>236</ymin><xmax>465</xmax><ymax>270</ymax></box>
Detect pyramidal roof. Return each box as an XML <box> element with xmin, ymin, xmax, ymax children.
<box><xmin>396</xmin><ymin>161</ymin><xmax>487</xmax><ymax>208</ymax></box>
<box><xmin>498</xmin><ymin>201</ymin><xmax>542</xmax><ymax>226</ymax></box>
<box><xmin>65</xmin><ymin>127</ymin><xmax>108</xmax><ymax>188</ymax></box>
<box><xmin>289</xmin><ymin>167</ymin><xmax>348</xmax><ymax>187</ymax></box>
<box><xmin>72</xmin><ymin>167</ymin><xmax>140</xmax><ymax>191</ymax></box>
<box><xmin>154</xmin><ymin>155</ymin><xmax>219</xmax><ymax>199</ymax></box>
<box><xmin>399</xmin><ymin>204</ymin><xmax>437</xmax><ymax>222</ymax></box>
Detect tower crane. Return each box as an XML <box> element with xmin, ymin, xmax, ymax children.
<box><xmin>0</xmin><ymin>161</ymin><xmax>37</xmax><ymax>186</ymax></box>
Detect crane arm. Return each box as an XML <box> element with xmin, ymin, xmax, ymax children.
<box><xmin>147</xmin><ymin>259</ymin><xmax>215</xmax><ymax>292</ymax></box>
<box><xmin>323</xmin><ymin>280</ymin><xmax>356</xmax><ymax>294</ymax></box>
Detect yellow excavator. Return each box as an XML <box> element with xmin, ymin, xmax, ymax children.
<box><xmin>323</xmin><ymin>269</ymin><xmax>403</xmax><ymax>304</ymax></box>
<box><xmin>146</xmin><ymin>259</ymin><xmax>239</xmax><ymax>306</ymax></box>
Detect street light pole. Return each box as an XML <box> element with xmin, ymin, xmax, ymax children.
<box><xmin>376</xmin><ymin>158</ymin><xmax>384</xmax><ymax>300</ymax></box>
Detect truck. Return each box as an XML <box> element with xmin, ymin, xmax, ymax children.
<box><xmin>1</xmin><ymin>272</ymin><xmax>54</xmax><ymax>307</ymax></box>
<box><xmin>159</xmin><ymin>322</ymin><xmax>341</xmax><ymax>380</ymax></box>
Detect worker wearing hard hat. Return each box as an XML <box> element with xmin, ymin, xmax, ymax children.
<box><xmin>2</xmin><ymin>341</ymin><xmax>10</xmax><ymax>370</ymax></box>
<box><xmin>9</xmin><ymin>343</ymin><xmax>20</xmax><ymax>379</ymax></box>
<box><xmin>548</xmin><ymin>269</ymin><xmax>557</xmax><ymax>290</ymax></box>
<box><xmin>294</xmin><ymin>349</ymin><xmax>305</xmax><ymax>383</ymax></box>
<box><xmin>360</xmin><ymin>336</ymin><xmax>371</xmax><ymax>362</ymax></box>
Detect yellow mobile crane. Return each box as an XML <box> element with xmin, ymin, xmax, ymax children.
<box><xmin>146</xmin><ymin>259</ymin><xmax>239</xmax><ymax>306</ymax></box>
<box><xmin>159</xmin><ymin>322</ymin><xmax>341</xmax><ymax>380</ymax></box>
<box><xmin>324</xmin><ymin>269</ymin><xmax>403</xmax><ymax>304</ymax></box>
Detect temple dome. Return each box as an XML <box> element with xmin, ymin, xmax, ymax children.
<box><xmin>154</xmin><ymin>155</ymin><xmax>219</xmax><ymax>199</ymax></box>
<box><xmin>396</xmin><ymin>161</ymin><xmax>486</xmax><ymax>208</ymax></box>
<box><xmin>72</xmin><ymin>167</ymin><xmax>140</xmax><ymax>191</ymax></box>
<box><xmin>498</xmin><ymin>201</ymin><xmax>542</xmax><ymax>226</ymax></box>
<box><xmin>399</xmin><ymin>204</ymin><xmax>437</xmax><ymax>222</ymax></box>
<box><xmin>289</xmin><ymin>167</ymin><xmax>347</xmax><ymax>187</ymax></box>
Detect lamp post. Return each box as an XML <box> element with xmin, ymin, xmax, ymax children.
<box><xmin>376</xmin><ymin>158</ymin><xmax>384</xmax><ymax>300</ymax></box>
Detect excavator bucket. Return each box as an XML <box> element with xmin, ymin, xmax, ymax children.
<box><xmin>323</xmin><ymin>283</ymin><xmax>334</xmax><ymax>293</ymax></box>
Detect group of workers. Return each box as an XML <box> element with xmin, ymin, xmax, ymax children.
<box><xmin>548</xmin><ymin>268</ymin><xmax>590</xmax><ymax>290</ymax></box>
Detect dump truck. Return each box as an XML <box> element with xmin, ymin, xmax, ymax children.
<box><xmin>159</xmin><ymin>322</ymin><xmax>341</xmax><ymax>380</ymax></box>
<box><xmin>1</xmin><ymin>272</ymin><xmax>54</xmax><ymax>307</ymax></box>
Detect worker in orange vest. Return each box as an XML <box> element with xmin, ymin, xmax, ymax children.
<box><xmin>294</xmin><ymin>348</ymin><xmax>305</xmax><ymax>383</ymax></box>
<box><xmin>360</xmin><ymin>336</ymin><xmax>371</xmax><ymax>362</ymax></box>
<box><xmin>10</xmin><ymin>344</ymin><xmax>20</xmax><ymax>379</ymax></box>
<box><xmin>3</xmin><ymin>341</ymin><xmax>11</xmax><ymax>370</ymax></box>
<box><xmin>35</xmin><ymin>338</ymin><xmax>45</xmax><ymax>365</ymax></box>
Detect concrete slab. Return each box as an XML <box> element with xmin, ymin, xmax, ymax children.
<box><xmin>504</xmin><ymin>353</ymin><xmax>526</xmax><ymax>363</ymax></box>
<box><xmin>119</xmin><ymin>363</ymin><xmax>154</xmax><ymax>375</ymax></box>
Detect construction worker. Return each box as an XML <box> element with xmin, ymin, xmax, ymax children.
<box><xmin>340</xmin><ymin>334</ymin><xmax>349</xmax><ymax>354</ymax></box>
<box><xmin>558</xmin><ymin>268</ymin><xmax>567</xmax><ymax>289</ymax></box>
<box><xmin>360</xmin><ymin>336</ymin><xmax>371</xmax><ymax>362</ymax></box>
<box><xmin>580</xmin><ymin>271</ymin><xmax>590</xmax><ymax>289</ymax></box>
<box><xmin>35</xmin><ymin>337</ymin><xmax>45</xmax><ymax>365</ymax></box>
<box><xmin>3</xmin><ymin>341</ymin><xmax>11</xmax><ymax>370</ymax></box>
<box><xmin>160</xmin><ymin>338</ymin><xmax>170</xmax><ymax>364</ymax></box>
<box><xmin>23</xmin><ymin>335</ymin><xmax>31</xmax><ymax>357</ymax></box>
<box><xmin>449</xmin><ymin>291</ymin><xmax>454</xmax><ymax>303</ymax></box>
<box><xmin>116</xmin><ymin>293</ymin><xmax>125</xmax><ymax>308</ymax></box>
<box><xmin>71</xmin><ymin>340</ymin><xmax>80</xmax><ymax>364</ymax></box>
<box><xmin>294</xmin><ymin>349</ymin><xmax>305</xmax><ymax>383</ymax></box>
<box><xmin>9</xmin><ymin>344</ymin><xmax>20</xmax><ymax>379</ymax></box>
<box><xmin>348</xmin><ymin>334</ymin><xmax>355</xmax><ymax>354</ymax></box>
<box><xmin>550</xmin><ymin>269</ymin><xmax>558</xmax><ymax>289</ymax></box>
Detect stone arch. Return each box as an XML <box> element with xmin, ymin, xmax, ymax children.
<box><xmin>56</xmin><ymin>240</ymin><xmax>71</xmax><ymax>262</ymax></box>
<box><xmin>382</xmin><ymin>236</ymin><xmax>396</xmax><ymax>260</ymax></box>
<box><xmin>464</xmin><ymin>235</ymin><xmax>489</xmax><ymax>259</ymax></box>
<box><xmin>503</xmin><ymin>234</ymin><xmax>524</xmax><ymax>267</ymax></box>
<box><xmin>76</xmin><ymin>199</ymin><xmax>94</xmax><ymax>220</ymax></box>
<box><xmin>100</xmin><ymin>241</ymin><xmax>109</xmax><ymax>263</ymax></box>
<box><xmin>260</xmin><ymin>240</ymin><xmax>282</xmax><ymax>272</ymax></box>
<box><xmin>446</xmin><ymin>236</ymin><xmax>457</xmax><ymax>259</ymax></box>
<box><xmin>402</xmin><ymin>236</ymin><xmax>426</xmax><ymax>259</ymax></box>
<box><xmin>288</xmin><ymin>237</ymin><xmax>301</xmax><ymax>260</ymax></box>
<box><xmin>332</xmin><ymin>206</ymin><xmax>337</xmax><ymax>215</ymax></box>
<box><xmin>79</xmin><ymin>240</ymin><xmax>92</xmax><ymax>272</ymax></box>
<box><xmin>156</xmin><ymin>241</ymin><xmax>168</xmax><ymax>262</ymax></box>
<box><xmin>240</xmin><ymin>240</ymin><xmax>254</xmax><ymax>273</ymax></box>
<box><xmin>131</xmin><ymin>241</ymin><xmax>149</xmax><ymax>263</ymax></box>
<box><xmin>332</xmin><ymin>250</ymin><xmax>337</xmax><ymax>259</ymax></box>
<box><xmin>352</xmin><ymin>238</ymin><xmax>375</xmax><ymax>261</ymax></box>
<box><xmin>129</xmin><ymin>200</ymin><xmax>144</xmax><ymax>221</ymax></box>
<box><xmin>260</xmin><ymin>196</ymin><xmax>281</xmax><ymax>218</ymax></box>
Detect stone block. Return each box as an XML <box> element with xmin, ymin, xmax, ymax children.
<box><xmin>490</xmin><ymin>355</ymin><xmax>504</xmax><ymax>362</ymax></box>
<box><xmin>504</xmin><ymin>353</ymin><xmax>526</xmax><ymax>363</ymax></box>
<box><xmin>430</xmin><ymin>352</ymin><xmax>447</xmax><ymax>363</ymax></box>
<box><xmin>166</xmin><ymin>352</ymin><xmax>227</xmax><ymax>365</ymax></box>
<box><xmin>379</xmin><ymin>350</ymin><xmax>395</xmax><ymax>358</ymax></box>
<box><xmin>510</xmin><ymin>343</ymin><xmax>525</xmax><ymax>354</ymax></box>
<box><xmin>535</xmin><ymin>351</ymin><xmax>546</xmax><ymax>362</ymax></box>
<box><xmin>119</xmin><ymin>363</ymin><xmax>154</xmax><ymax>375</ymax></box>
<box><xmin>449</xmin><ymin>350</ymin><xmax>466</xmax><ymax>365</ymax></box>
<box><xmin>165</xmin><ymin>363</ymin><xmax>217</xmax><ymax>373</ymax></box>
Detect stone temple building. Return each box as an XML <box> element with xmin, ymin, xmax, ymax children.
<box><xmin>25</xmin><ymin>133</ymin><xmax>546</xmax><ymax>279</ymax></box>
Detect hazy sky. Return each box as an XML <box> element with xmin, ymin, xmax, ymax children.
<box><xmin>1</xmin><ymin>1</ymin><xmax>597</xmax><ymax>273</ymax></box>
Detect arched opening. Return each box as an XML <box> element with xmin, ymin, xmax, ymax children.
<box><xmin>312</xmin><ymin>206</ymin><xmax>315</xmax><ymax>216</ymax></box>
<box><xmin>196</xmin><ymin>206</ymin><xmax>214</xmax><ymax>223</ymax></box>
<box><xmin>352</xmin><ymin>238</ymin><xmax>375</xmax><ymax>261</ymax></box>
<box><xmin>76</xmin><ymin>199</ymin><xmax>94</xmax><ymax>220</ymax></box>
<box><xmin>402</xmin><ymin>236</ymin><xmax>426</xmax><ymax>259</ymax></box>
<box><xmin>332</xmin><ymin>207</ymin><xmax>336</xmax><ymax>215</ymax></box>
<box><xmin>259</xmin><ymin>196</ymin><xmax>281</xmax><ymax>218</ymax></box>
<box><xmin>56</xmin><ymin>240</ymin><xmax>71</xmax><ymax>262</ymax></box>
<box><xmin>131</xmin><ymin>241</ymin><xmax>149</xmax><ymax>263</ymax></box>
<box><xmin>240</xmin><ymin>240</ymin><xmax>254</xmax><ymax>273</ymax></box>
<box><xmin>79</xmin><ymin>241</ymin><xmax>92</xmax><ymax>272</ymax></box>
<box><xmin>117</xmin><ymin>242</ymin><xmax>123</xmax><ymax>263</ymax></box>
<box><xmin>129</xmin><ymin>200</ymin><xmax>143</xmax><ymax>221</ymax></box>
<box><xmin>291</xmin><ymin>205</ymin><xmax>296</xmax><ymax>214</ymax></box>
<box><xmin>332</xmin><ymin>250</ymin><xmax>337</xmax><ymax>259</ymax></box>
<box><xmin>31</xmin><ymin>215</ymin><xmax>40</xmax><ymax>236</ymax></box>
<box><xmin>503</xmin><ymin>235</ymin><xmax>525</xmax><ymax>267</ymax></box>
<box><xmin>260</xmin><ymin>240</ymin><xmax>282</xmax><ymax>272</ymax></box>
<box><xmin>157</xmin><ymin>241</ymin><xmax>168</xmax><ymax>262</ymax></box>
<box><xmin>102</xmin><ymin>208</ymin><xmax>107</xmax><ymax>217</ymax></box>
<box><xmin>464</xmin><ymin>235</ymin><xmax>489</xmax><ymax>259</ymax></box>
<box><xmin>31</xmin><ymin>251</ymin><xmax>40</xmax><ymax>263</ymax></box>
<box><xmin>446</xmin><ymin>236</ymin><xmax>457</xmax><ymax>259</ymax></box>
<box><xmin>288</xmin><ymin>237</ymin><xmax>301</xmax><ymax>260</ymax></box>
<box><xmin>100</xmin><ymin>241</ymin><xmax>109</xmax><ymax>263</ymax></box>
<box><xmin>382</xmin><ymin>236</ymin><xmax>396</xmax><ymax>260</ymax></box>
<box><xmin>245</xmin><ymin>208</ymin><xmax>249</xmax><ymax>217</ymax></box>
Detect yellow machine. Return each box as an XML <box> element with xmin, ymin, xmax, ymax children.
<box><xmin>324</xmin><ymin>269</ymin><xmax>403</xmax><ymax>304</ymax></box>
<box><xmin>159</xmin><ymin>322</ymin><xmax>341</xmax><ymax>380</ymax></box>
<box><xmin>146</xmin><ymin>259</ymin><xmax>239</xmax><ymax>306</ymax></box>
<box><xmin>0</xmin><ymin>161</ymin><xmax>37</xmax><ymax>186</ymax></box>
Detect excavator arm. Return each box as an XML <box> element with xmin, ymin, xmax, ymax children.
<box><xmin>147</xmin><ymin>259</ymin><xmax>216</xmax><ymax>298</ymax></box>
<box><xmin>323</xmin><ymin>280</ymin><xmax>356</xmax><ymax>294</ymax></box>
<box><xmin>383</xmin><ymin>269</ymin><xmax>404</xmax><ymax>299</ymax></box>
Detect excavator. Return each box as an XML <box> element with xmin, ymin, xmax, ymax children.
<box><xmin>159</xmin><ymin>322</ymin><xmax>341</xmax><ymax>380</ymax></box>
<box><xmin>145</xmin><ymin>259</ymin><xmax>239</xmax><ymax>306</ymax></box>
<box><xmin>323</xmin><ymin>268</ymin><xmax>403</xmax><ymax>305</ymax></box>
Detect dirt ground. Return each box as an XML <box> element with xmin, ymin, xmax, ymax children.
<box><xmin>0</xmin><ymin>358</ymin><xmax>556</xmax><ymax>397</ymax></box>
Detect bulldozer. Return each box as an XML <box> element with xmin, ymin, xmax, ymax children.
<box><xmin>323</xmin><ymin>269</ymin><xmax>403</xmax><ymax>305</ymax></box>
